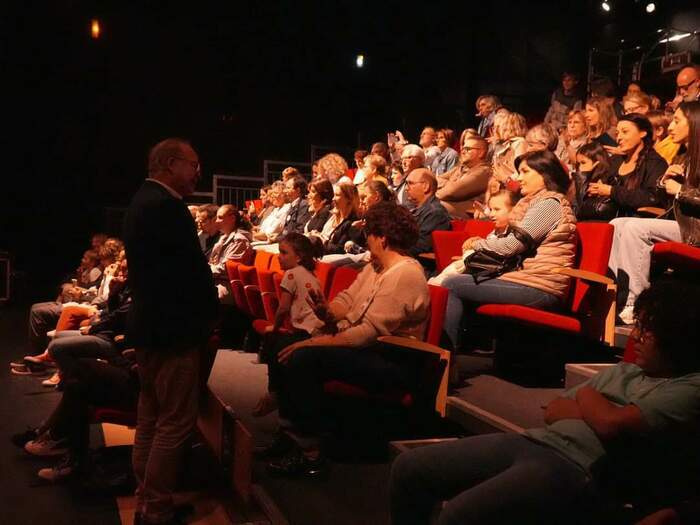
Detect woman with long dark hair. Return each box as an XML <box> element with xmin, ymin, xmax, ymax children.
<box><xmin>609</xmin><ymin>101</ymin><xmax>700</xmax><ymax>323</ymax></box>
<box><xmin>587</xmin><ymin>113</ymin><xmax>668</xmax><ymax>217</ymax></box>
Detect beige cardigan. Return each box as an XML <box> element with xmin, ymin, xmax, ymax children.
<box><xmin>329</xmin><ymin>257</ymin><xmax>430</xmax><ymax>347</ymax></box>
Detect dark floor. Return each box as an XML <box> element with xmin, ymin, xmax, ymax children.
<box><xmin>0</xmin><ymin>302</ymin><xmax>122</xmax><ymax>525</ymax></box>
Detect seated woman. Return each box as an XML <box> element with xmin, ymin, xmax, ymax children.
<box><xmin>318</xmin><ymin>183</ymin><xmax>363</xmax><ymax>255</ymax></box>
<box><xmin>248</xmin><ymin>185</ymin><xmax>273</xmax><ymax>226</ymax></box>
<box><xmin>357</xmin><ymin>153</ymin><xmax>389</xmax><ymax>194</ymax></box>
<box><xmin>585</xmin><ymin>96</ymin><xmax>617</xmax><ymax>147</ymax></box>
<box><xmin>586</xmin><ymin>113</ymin><xmax>668</xmax><ymax>219</ymax></box>
<box><xmin>609</xmin><ymin>101</ymin><xmax>700</xmax><ymax>324</ymax></box>
<box><xmin>482</xmin><ymin>112</ymin><xmax>528</xmax><ymax>210</ymax></box>
<box><xmin>264</xmin><ymin>202</ymin><xmax>430</xmax><ymax>477</ymax></box>
<box><xmin>304</xmin><ymin>179</ymin><xmax>334</xmax><ymax>236</ymax></box>
<box><xmin>430</xmin><ymin>128</ymin><xmax>459</xmax><ymax>175</ymax></box>
<box><xmin>209</xmin><ymin>204</ymin><xmax>254</xmax><ymax>302</ymax></box>
<box><xmin>555</xmin><ymin>109</ymin><xmax>590</xmax><ymax>171</ymax></box>
<box><xmin>317</xmin><ymin>152</ymin><xmax>352</xmax><ymax>186</ymax></box>
<box><xmin>253</xmin><ymin>182</ymin><xmax>290</xmax><ymax>241</ymax></box>
<box><xmin>440</xmin><ymin>150</ymin><xmax>576</xmax><ymax>350</ymax></box>
<box><xmin>390</xmin><ymin>280</ymin><xmax>700</xmax><ymax>525</ymax></box>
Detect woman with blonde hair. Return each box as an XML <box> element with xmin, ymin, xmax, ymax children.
<box><xmin>622</xmin><ymin>91</ymin><xmax>652</xmax><ymax>116</ymax></box>
<box><xmin>317</xmin><ymin>153</ymin><xmax>352</xmax><ymax>186</ymax></box>
<box><xmin>480</xmin><ymin>112</ymin><xmax>528</xmax><ymax>213</ymax></box>
<box><xmin>584</xmin><ymin>96</ymin><xmax>617</xmax><ymax>147</ymax></box>
<box><xmin>556</xmin><ymin>109</ymin><xmax>590</xmax><ymax>168</ymax></box>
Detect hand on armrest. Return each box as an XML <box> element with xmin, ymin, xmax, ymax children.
<box><xmin>544</xmin><ymin>397</ymin><xmax>583</xmax><ymax>425</ymax></box>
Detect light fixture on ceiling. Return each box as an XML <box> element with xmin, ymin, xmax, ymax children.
<box><xmin>646</xmin><ymin>3</ymin><xmax>656</xmax><ymax>13</ymax></box>
<box><xmin>601</xmin><ymin>2</ymin><xmax>611</xmax><ymax>12</ymax></box>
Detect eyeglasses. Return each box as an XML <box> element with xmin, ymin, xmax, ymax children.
<box><xmin>677</xmin><ymin>77</ymin><xmax>699</xmax><ymax>93</ymax></box>
<box><xmin>462</xmin><ymin>146</ymin><xmax>485</xmax><ymax>151</ymax></box>
<box><xmin>406</xmin><ymin>179</ymin><xmax>425</xmax><ymax>186</ymax></box>
<box><xmin>623</xmin><ymin>105</ymin><xmax>644</xmax><ymax>115</ymax></box>
<box><xmin>171</xmin><ymin>156</ymin><xmax>200</xmax><ymax>171</ymax></box>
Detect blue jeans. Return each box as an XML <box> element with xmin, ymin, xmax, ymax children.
<box><xmin>390</xmin><ymin>434</ymin><xmax>592</xmax><ymax>525</ymax></box>
<box><xmin>441</xmin><ymin>275</ymin><xmax>560</xmax><ymax>348</ymax></box>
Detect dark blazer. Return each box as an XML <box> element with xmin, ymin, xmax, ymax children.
<box><xmin>608</xmin><ymin>148</ymin><xmax>668</xmax><ymax>216</ymax></box>
<box><xmin>281</xmin><ymin>198</ymin><xmax>312</xmax><ymax>236</ymax></box>
<box><xmin>123</xmin><ymin>180</ymin><xmax>218</xmax><ymax>351</ymax></box>
<box><xmin>325</xmin><ymin>213</ymin><xmax>363</xmax><ymax>255</ymax></box>
<box><xmin>410</xmin><ymin>195</ymin><xmax>452</xmax><ymax>257</ymax></box>
<box><xmin>305</xmin><ymin>205</ymin><xmax>332</xmax><ymax>233</ymax></box>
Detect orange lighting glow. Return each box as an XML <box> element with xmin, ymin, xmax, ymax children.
<box><xmin>91</xmin><ymin>19</ymin><xmax>101</xmax><ymax>39</ymax></box>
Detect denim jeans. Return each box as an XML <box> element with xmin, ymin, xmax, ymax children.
<box><xmin>47</xmin><ymin>331</ymin><xmax>119</xmax><ymax>377</ymax></box>
<box><xmin>390</xmin><ymin>433</ymin><xmax>592</xmax><ymax>525</ymax></box>
<box><xmin>608</xmin><ymin>217</ymin><xmax>681</xmax><ymax>308</ymax></box>
<box><xmin>440</xmin><ymin>275</ymin><xmax>561</xmax><ymax>348</ymax></box>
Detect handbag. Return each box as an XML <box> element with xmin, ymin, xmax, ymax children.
<box><xmin>464</xmin><ymin>226</ymin><xmax>537</xmax><ymax>284</ymax></box>
<box><xmin>577</xmin><ymin>195</ymin><xmax>619</xmax><ymax>221</ymax></box>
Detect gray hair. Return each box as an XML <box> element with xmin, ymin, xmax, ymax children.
<box><xmin>525</xmin><ymin>124</ymin><xmax>559</xmax><ymax>152</ymax></box>
<box><xmin>401</xmin><ymin>144</ymin><xmax>426</xmax><ymax>163</ymax></box>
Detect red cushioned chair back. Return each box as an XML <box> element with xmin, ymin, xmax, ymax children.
<box><xmin>254</xmin><ymin>251</ymin><xmax>274</xmax><ymax>272</ymax></box>
<box><xmin>450</xmin><ymin>220</ymin><xmax>470</xmax><ymax>231</ymax></box>
<box><xmin>652</xmin><ymin>241</ymin><xmax>700</xmax><ymax>274</ymax></box>
<box><xmin>425</xmin><ymin>285</ymin><xmax>449</xmax><ymax>346</ymax></box>
<box><xmin>254</xmin><ymin>199</ymin><xmax>263</xmax><ymax>213</ymax></box>
<box><xmin>259</xmin><ymin>269</ymin><xmax>281</xmax><ymax>322</ymax></box>
<box><xmin>225</xmin><ymin>260</ymin><xmax>240</xmax><ymax>282</ymax></box>
<box><xmin>622</xmin><ymin>333</ymin><xmax>637</xmax><ymax>363</ymax></box>
<box><xmin>328</xmin><ymin>266</ymin><xmax>359</xmax><ymax>301</ymax></box>
<box><xmin>464</xmin><ymin>219</ymin><xmax>495</xmax><ymax>239</ymax></box>
<box><xmin>433</xmin><ymin>231</ymin><xmax>470</xmax><ymax>273</ymax></box>
<box><xmin>269</xmin><ymin>254</ymin><xmax>281</xmax><ymax>273</ymax></box>
<box><xmin>314</xmin><ymin>261</ymin><xmax>337</xmax><ymax>298</ymax></box>
<box><xmin>569</xmin><ymin>223</ymin><xmax>614</xmax><ymax>315</ymax></box>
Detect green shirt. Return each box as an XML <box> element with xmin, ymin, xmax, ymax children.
<box><xmin>525</xmin><ymin>363</ymin><xmax>700</xmax><ymax>474</ymax></box>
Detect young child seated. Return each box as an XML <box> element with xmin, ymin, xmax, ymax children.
<box><xmin>428</xmin><ymin>189</ymin><xmax>519</xmax><ymax>286</ymax></box>
<box><xmin>390</xmin><ymin>280</ymin><xmax>700</xmax><ymax>525</ymax></box>
<box><xmin>253</xmin><ymin>233</ymin><xmax>324</xmax><ymax>417</ymax></box>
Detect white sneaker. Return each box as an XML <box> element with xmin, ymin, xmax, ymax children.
<box><xmin>37</xmin><ymin>456</ymin><xmax>76</xmax><ymax>482</ymax></box>
<box><xmin>619</xmin><ymin>305</ymin><xmax>635</xmax><ymax>325</ymax></box>
<box><xmin>24</xmin><ymin>433</ymin><xmax>68</xmax><ymax>457</ymax></box>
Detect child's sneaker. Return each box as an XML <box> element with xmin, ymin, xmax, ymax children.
<box><xmin>24</xmin><ymin>432</ymin><xmax>68</xmax><ymax>457</ymax></box>
<box><xmin>37</xmin><ymin>455</ymin><xmax>77</xmax><ymax>482</ymax></box>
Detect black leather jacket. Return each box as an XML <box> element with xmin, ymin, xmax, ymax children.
<box><xmin>675</xmin><ymin>187</ymin><xmax>700</xmax><ymax>246</ymax></box>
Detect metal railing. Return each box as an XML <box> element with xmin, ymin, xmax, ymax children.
<box><xmin>212</xmin><ymin>174</ymin><xmax>265</xmax><ymax>208</ymax></box>
<box><xmin>262</xmin><ymin>160</ymin><xmax>311</xmax><ymax>184</ymax></box>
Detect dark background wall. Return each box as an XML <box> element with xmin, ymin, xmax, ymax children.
<box><xmin>3</xmin><ymin>0</ymin><xmax>699</xmax><ymax>298</ymax></box>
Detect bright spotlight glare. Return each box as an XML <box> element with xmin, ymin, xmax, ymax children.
<box><xmin>601</xmin><ymin>1</ymin><xmax>611</xmax><ymax>12</ymax></box>
<box><xmin>356</xmin><ymin>54</ymin><xmax>364</xmax><ymax>68</ymax></box>
<box><xmin>646</xmin><ymin>2</ymin><xmax>656</xmax><ymax>13</ymax></box>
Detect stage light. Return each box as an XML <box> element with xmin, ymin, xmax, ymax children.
<box><xmin>601</xmin><ymin>2</ymin><xmax>611</xmax><ymax>12</ymax></box>
<box><xmin>356</xmin><ymin>54</ymin><xmax>364</xmax><ymax>68</ymax></box>
<box><xmin>646</xmin><ymin>3</ymin><xmax>656</xmax><ymax>13</ymax></box>
<box><xmin>91</xmin><ymin>19</ymin><xmax>101</xmax><ymax>39</ymax></box>
<box><xmin>659</xmin><ymin>32</ymin><xmax>692</xmax><ymax>43</ymax></box>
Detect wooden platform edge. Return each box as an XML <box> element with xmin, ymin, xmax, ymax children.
<box><xmin>446</xmin><ymin>396</ymin><xmax>525</xmax><ymax>435</ymax></box>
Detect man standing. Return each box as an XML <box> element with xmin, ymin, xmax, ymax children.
<box><xmin>405</xmin><ymin>168</ymin><xmax>451</xmax><ymax>259</ymax></box>
<box><xmin>124</xmin><ymin>138</ymin><xmax>218</xmax><ymax>525</ymax></box>
<box><xmin>436</xmin><ymin>135</ymin><xmax>492</xmax><ymax>219</ymax></box>
<box><xmin>544</xmin><ymin>72</ymin><xmax>583</xmax><ymax>132</ymax></box>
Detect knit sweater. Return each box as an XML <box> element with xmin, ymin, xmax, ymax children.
<box><xmin>498</xmin><ymin>190</ymin><xmax>577</xmax><ymax>300</ymax></box>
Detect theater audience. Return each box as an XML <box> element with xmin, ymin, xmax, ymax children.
<box><xmin>210</xmin><ymin>204</ymin><xmax>254</xmax><ymax>301</ymax></box>
<box><xmin>304</xmin><ymin>179</ymin><xmax>334</xmax><ymax>236</ymax></box>
<box><xmin>609</xmin><ymin>101</ymin><xmax>700</xmax><ymax>324</ymax></box>
<box><xmin>391</xmin><ymin>280</ymin><xmax>700</xmax><ymax>525</ymax></box>
<box><xmin>441</xmin><ymin>150</ymin><xmax>575</xmax><ymax>349</ymax></box>
<box><xmin>436</xmin><ymin>134</ymin><xmax>492</xmax><ymax>219</ymax></box>
<box><xmin>321</xmin><ymin>183</ymin><xmax>362</xmax><ymax>254</ymax></box>
<box><xmin>585</xmin><ymin>96</ymin><xmax>618</xmax><ymax>147</ymax></box>
<box><xmin>575</xmin><ymin>141</ymin><xmax>614</xmax><ymax>220</ymax></box>
<box><xmin>351</xmin><ymin>149</ymin><xmax>369</xmax><ymax>184</ymax></box>
<box><xmin>544</xmin><ymin>71</ymin><xmax>583</xmax><ymax>132</ymax></box>
<box><xmin>317</xmin><ymin>153</ymin><xmax>352</xmax><ymax>186</ymax></box>
<box><xmin>405</xmin><ymin>168</ymin><xmax>451</xmax><ymax>260</ymax></box>
<box><xmin>254</xmin><ymin>183</ymin><xmax>290</xmax><ymax>241</ymax></box>
<box><xmin>370</xmin><ymin>141</ymin><xmax>391</xmax><ymax>164</ymax></box>
<box><xmin>397</xmin><ymin>145</ymin><xmax>424</xmax><ymax>208</ymax></box>
<box><xmin>476</xmin><ymin>95</ymin><xmax>500</xmax><ymax>138</ymax></box>
<box><xmin>525</xmin><ymin>123</ymin><xmax>559</xmax><ymax>154</ymax></box>
<box><xmin>556</xmin><ymin>109</ymin><xmax>589</xmax><ymax>169</ymax></box>
<box><xmin>358</xmin><ymin>153</ymin><xmax>389</xmax><ymax>194</ymax></box>
<box><xmin>430</xmin><ymin>128</ymin><xmax>459</xmax><ymax>175</ymax></box>
<box><xmin>196</xmin><ymin>204</ymin><xmax>220</xmax><ymax>258</ymax></box>
<box><xmin>485</xmin><ymin>112</ymin><xmax>528</xmax><ymax>206</ymax></box>
<box><xmin>280</xmin><ymin>175</ymin><xmax>311</xmax><ymax>237</ymax></box>
<box><xmin>418</xmin><ymin>126</ymin><xmax>441</xmax><ymax>168</ymax></box>
<box><xmin>248</xmin><ymin>185</ymin><xmax>273</xmax><ymax>226</ymax></box>
<box><xmin>623</xmin><ymin>91</ymin><xmax>651</xmax><ymax>116</ymax></box>
<box><xmin>587</xmin><ymin>113</ymin><xmax>667</xmax><ymax>218</ymax></box>
<box><xmin>281</xmin><ymin>166</ymin><xmax>300</xmax><ymax>182</ymax></box>
<box><xmin>264</xmin><ymin>202</ymin><xmax>429</xmax><ymax>476</ymax></box>
<box><xmin>648</xmin><ymin>110</ymin><xmax>680</xmax><ymax>164</ymax></box>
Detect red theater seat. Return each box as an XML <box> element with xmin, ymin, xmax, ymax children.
<box><xmin>652</xmin><ymin>241</ymin><xmax>700</xmax><ymax>275</ymax></box>
<box><xmin>432</xmin><ymin>220</ymin><xmax>495</xmax><ymax>273</ymax></box>
<box><xmin>476</xmin><ymin>222</ymin><xmax>616</xmax><ymax>346</ymax></box>
<box><xmin>327</xmin><ymin>266</ymin><xmax>360</xmax><ymax>301</ymax></box>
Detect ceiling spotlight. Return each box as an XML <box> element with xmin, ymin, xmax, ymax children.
<box><xmin>355</xmin><ymin>54</ymin><xmax>364</xmax><ymax>68</ymax></box>
<box><xmin>601</xmin><ymin>1</ymin><xmax>611</xmax><ymax>12</ymax></box>
<box><xmin>646</xmin><ymin>2</ymin><xmax>656</xmax><ymax>13</ymax></box>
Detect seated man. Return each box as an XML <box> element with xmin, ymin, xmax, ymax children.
<box><xmin>405</xmin><ymin>168</ymin><xmax>451</xmax><ymax>260</ymax></box>
<box><xmin>280</xmin><ymin>175</ymin><xmax>311</xmax><ymax>237</ymax></box>
<box><xmin>196</xmin><ymin>204</ymin><xmax>220</xmax><ymax>258</ymax></box>
<box><xmin>263</xmin><ymin>202</ymin><xmax>430</xmax><ymax>477</ymax></box>
<box><xmin>436</xmin><ymin>134</ymin><xmax>492</xmax><ymax>219</ymax></box>
<box><xmin>396</xmin><ymin>145</ymin><xmax>425</xmax><ymax>209</ymax></box>
<box><xmin>390</xmin><ymin>280</ymin><xmax>700</xmax><ymax>525</ymax></box>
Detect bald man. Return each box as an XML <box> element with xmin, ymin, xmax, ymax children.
<box><xmin>405</xmin><ymin>168</ymin><xmax>451</xmax><ymax>259</ymax></box>
<box><xmin>673</xmin><ymin>65</ymin><xmax>700</xmax><ymax>108</ymax></box>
